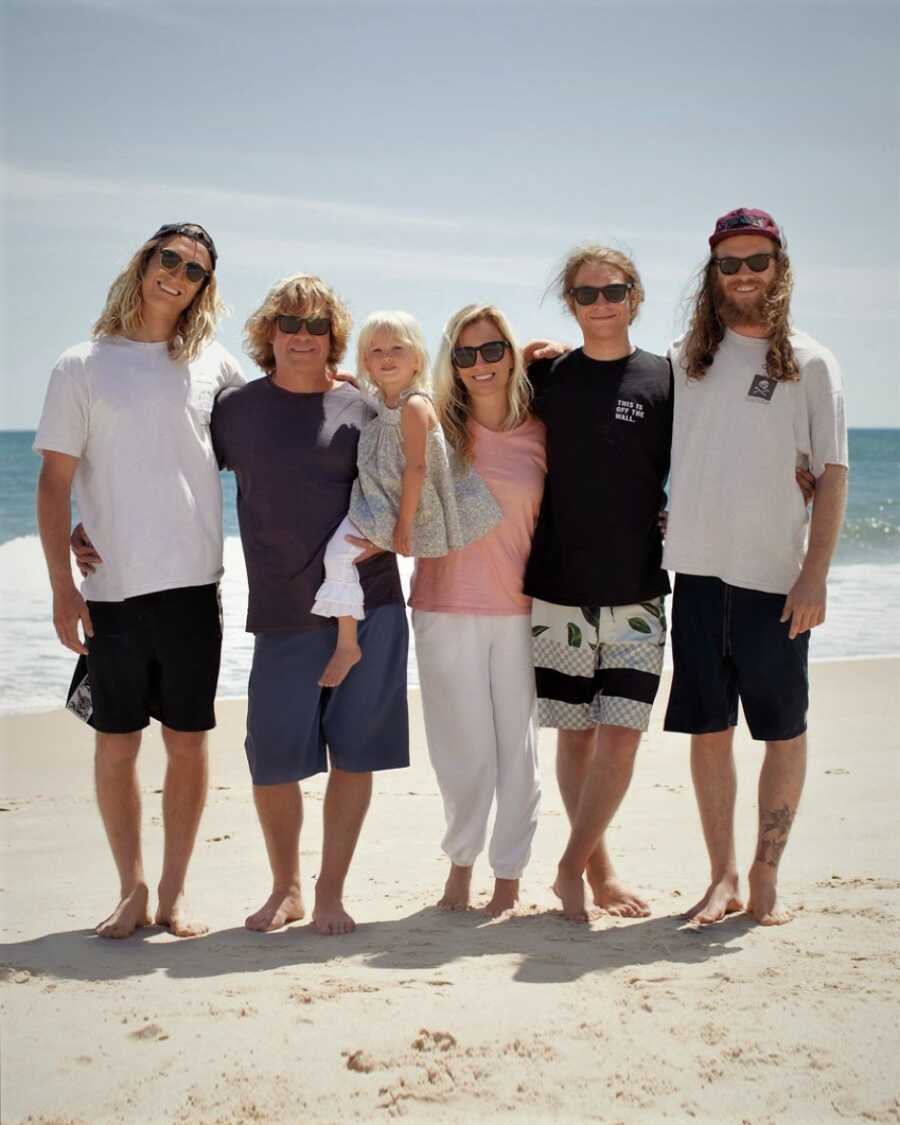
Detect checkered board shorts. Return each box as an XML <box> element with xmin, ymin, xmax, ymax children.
<box><xmin>531</xmin><ymin>597</ymin><xmax>666</xmax><ymax>732</ymax></box>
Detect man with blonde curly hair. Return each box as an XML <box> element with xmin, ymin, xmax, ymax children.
<box><xmin>35</xmin><ymin>222</ymin><xmax>244</xmax><ymax>940</ymax></box>
<box><xmin>212</xmin><ymin>274</ymin><xmax>409</xmax><ymax>936</ymax></box>
<box><xmin>663</xmin><ymin>207</ymin><xmax>848</xmax><ymax>927</ymax></box>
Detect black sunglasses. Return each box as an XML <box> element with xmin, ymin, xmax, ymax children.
<box><xmin>452</xmin><ymin>340</ymin><xmax>511</xmax><ymax>368</ymax></box>
<box><xmin>276</xmin><ymin>314</ymin><xmax>331</xmax><ymax>336</ymax></box>
<box><xmin>158</xmin><ymin>247</ymin><xmax>210</xmax><ymax>285</ymax></box>
<box><xmin>713</xmin><ymin>252</ymin><xmax>777</xmax><ymax>276</ymax></box>
<box><xmin>151</xmin><ymin>223</ymin><xmax>218</xmax><ymax>268</ymax></box>
<box><xmin>567</xmin><ymin>283</ymin><xmax>633</xmax><ymax>306</ymax></box>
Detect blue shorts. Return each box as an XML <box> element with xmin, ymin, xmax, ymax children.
<box><xmin>664</xmin><ymin>574</ymin><xmax>809</xmax><ymax>742</ymax></box>
<box><xmin>245</xmin><ymin>603</ymin><xmax>410</xmax><ymax>785</ymax></box>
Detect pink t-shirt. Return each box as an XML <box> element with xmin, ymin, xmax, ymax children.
<box><xmin>409</xmin><ymin>416</ymin><xmax>547</xmax><ymax>615</ymax></box>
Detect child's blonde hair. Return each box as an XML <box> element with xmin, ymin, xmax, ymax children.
<box><xmin>356</xmin><ymin>310</ymin><xmax>430</xmax><ymax>395</ymax></box>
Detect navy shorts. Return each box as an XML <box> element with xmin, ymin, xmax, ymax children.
<box><xmin>664</xmin><ymin>574</ymin><xmax>809</xmax><ymax>742</ymax></box>
<box><xmin>66</xmin><ymin>584</ymin><xmax>222</xmax><ymax>734</ymax></box>
<box><xmin>245</xmin><ymin>602</ymin><xmax>410</xmax><ymax>785</ymax></box>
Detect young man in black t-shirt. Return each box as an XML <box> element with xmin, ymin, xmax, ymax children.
<box><xmin>524</xmin><ymin>245</ymin><xmax>672</xmax><ymax>923</ymax></box>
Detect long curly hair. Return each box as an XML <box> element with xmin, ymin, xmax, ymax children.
<box><xmin>92</xmin><ymin>230</ymin><xmax>224</xmax><ymax>363</ymax></box>
<box><xmin>432</xmin><ymin>304</ymin><xmax>532</xmax><ymax>463</ymax></box>
<box><xmin>681</xmin><ymin>251</ymin><xmax>799</xmax><ymax>381</ymax></box>
<box><xmin>244</xmin><ymin>274</ymin><xmax>352</xmax><ymax>374</ymax></box>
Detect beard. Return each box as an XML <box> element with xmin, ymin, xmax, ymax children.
<box><xmin>713</xmin><ymin>278</ymin><xmax>773</xmax><ymax>328</ymax></box>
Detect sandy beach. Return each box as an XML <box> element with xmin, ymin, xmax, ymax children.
<box><xmin>1</xmin><ymin>658</ymin><xmax>898</xmax><ymax>1123</ymax></box>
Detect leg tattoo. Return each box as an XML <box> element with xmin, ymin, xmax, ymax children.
<box><xmin>755</xmin><ymin>803</ymin><xmax>796</xmax><ymax>868</ymax></box>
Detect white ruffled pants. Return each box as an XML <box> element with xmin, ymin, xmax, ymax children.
<box><xmin>311</xmin><ymin>515</ymin><xmax>366</xmax><ymax>621</ymax></box>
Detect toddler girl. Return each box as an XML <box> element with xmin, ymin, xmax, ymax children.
<box><xmin>312</xmin><ymin>310</ymin><xmax>501</xmax><ymax>686</ymax></box>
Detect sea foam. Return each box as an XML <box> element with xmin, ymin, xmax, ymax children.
<box><xmin>1</xmin><ymin>535</ymin><xmax>896</xmax><ymax>717</ymax></box>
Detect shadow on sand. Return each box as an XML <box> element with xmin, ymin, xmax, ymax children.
<box><xmin>1</xmin><ymin>905</ymin><xmax>755</xmax><ymax>987</ymax></box>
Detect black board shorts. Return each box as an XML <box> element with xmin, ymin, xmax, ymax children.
<box><xmin>66</xmin><ymin>584</ymin><xmax>222</xmax><ymax>734</ymax></box>
<box><xmin>664</xmin><ymin>574</ymin><xmax>809</xmax><ymax>742</ymax></box>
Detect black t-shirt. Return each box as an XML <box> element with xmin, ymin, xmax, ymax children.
<box><xmin>212</xmin><ymin>377</ymin><xmax>403</xmax><ymax>633</ymax></box>
<box><xmin>523</xmin><ymin>347</ymin><xmax>673</xmax><ymax>607</ymax></box>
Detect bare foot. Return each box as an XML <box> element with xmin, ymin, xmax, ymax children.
<box><xmin>312</xmin><ymin>888</ymin><xmax>356</xmax><ymax>935</ymax></box>
<box><xmin>318</xmin><ymin>643</ymin><xmax>362</xmax><ymax>688</ymax></box>
<box><xmin>483</xmin><ymin>877</ymin><xmax>519</xmax><ymax>917</ymax></box>
<box><xmin>437</xmin><ymin>864</ymin><xmax>472</xmax><ymax>911</ymax></box>
<box><xmin>747</xmin><ymin>863</ymin><xmax>792</xmax><ymax>926</ymax></box>
<box><xmin>589</xmin><ymin>874</ymin><xmax>651</xmax><ymax>919</ymax></box>
<box><xmin>156</xmin><ymin>890</ymin><xmax>209</xmax><ymax>938</ymax></box>
<box><xmin>245</xmin><ymin>888</ymin><xmax>305</xmax><ymax>932</ymax></box>
<box><xmin>553</xmin><ymin>864</ymin><xmax>589</xmax><ymax>923</ymax></box>
<box><xmin>95</xmin><ymin>884</ymin><xmax>151</xmax><ymax>939</ymax></box>
<box><xmin>681</xmin><ymin>874</ymin><xmax>744</xmax><ymax>925</ymax></box>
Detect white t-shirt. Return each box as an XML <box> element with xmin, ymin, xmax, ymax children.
<box><xmin>34</xmin><ymin>336</ymin><xmax>245</xmax><ymax>602</ymax></box>
<box><xmin>663</xmin><ymin>329</ymin><xmax>848</xmax><ymax>595</ymax></box>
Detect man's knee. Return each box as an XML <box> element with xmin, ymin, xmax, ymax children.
<box><xmin>95</xmin><ymin>731</ymin><xmax>142</xmax><ymax>764</ymax></box>
<box><xmin>557</xmin><ymin>727</ymin><xmax>595</xmax><ymax>755</ymax></box>
<box><xmin>765</xmin><ymin>733</ymin><xmax>807</xmax><ymax>755</ymax></box>
<box><xmin>161</xmin><ymin>727</ymin><xmax>208</xmax><ymax>759</ymax></box>
<box><xmin>596</xmin><ymin>725</ymin><xmax>642</xmax><ymax>760</ymax></box>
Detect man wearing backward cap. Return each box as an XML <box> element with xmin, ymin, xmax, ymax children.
<box><xmin>664</xmin><ymin>207</ymin><xmax>849</xmax><ymax>926</ymax></box>
<box><xmin>35</xmin><ymin>223</ymin><xmax>245</xmax><ymax>939</ymax></box>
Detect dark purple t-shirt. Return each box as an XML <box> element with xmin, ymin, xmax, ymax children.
<box><xmin>212</xmin><ymin>376</ymin><xmax>403</xmax><ymax>633</ymax></box>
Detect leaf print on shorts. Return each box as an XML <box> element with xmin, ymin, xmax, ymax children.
<box><xmin>640</xmin><ymin>601</ymin><xmax>662</xmax><ymax>618</ymax></box>
<box><xmin>627</xmin><ymin>616</ymin><xmax>652</xmax><ymax>635</ymax></box>
<box><xmin>567</xmin><ymin>622</ymin><xmax>583</xmax><ymax>648</ymax></box>
<box><xmin>532</xmin><ymin>625</ymin><xmax>549</xmax><ymax>638</ymax></box>
<box><xmin>580</xmin><ymin>606</ymin><xmax>601</xmax><ymax>629</ymax></box>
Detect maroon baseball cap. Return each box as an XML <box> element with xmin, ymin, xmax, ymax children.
<box><xmin>709</xmin><ymin>207</ymin><xmax>782</xmax><ymax>249</ymax></box>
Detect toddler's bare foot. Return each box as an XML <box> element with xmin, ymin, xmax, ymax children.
<box><xmin>553</xmin><ymin>864</ymin><xmax>590</xmax><ymax>923</ymax></box>
<box><xmin>95</xmin><ymin>884</ymin><xmax>151</xmax><ymax>939</ymax></box>
<box><xmin>748</xmin><ymin>863</ymin><xmax>792</xmax><ymax>926</ymax></box>
<box><xmin>245</xmin><ymin>888</ymin><xmax>305</xmax><ymax>932</ymax></box>
<box><xmin>483</xmin><ymin>877</ymin><xmax>519</xmax><ymax>917</ymax></box>
<box><xmin>156</xmin><ymin>889</ymin><xmax>208</xmax><ymax>938</ymax></box>
<box><xmin>437</xmin><ymin>864</ymin><xmax>472</xmax><ymax>911</ymax></box>
<box><xmin>318</xmin><ymin>642</ymin><xmax>362</xmax><ymax>688</ymax></box>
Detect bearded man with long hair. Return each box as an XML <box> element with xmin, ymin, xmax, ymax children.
<box><xmin>662</xmin><ymin>208</ymin><xmax>848</xmax><ymax>927</ymax></box>
<box><xmin>35</xmin><ymin>223</ymin><xmax>244</xmax><ymax>939</ymax></box>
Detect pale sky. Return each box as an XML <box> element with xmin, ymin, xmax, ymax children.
<box><xmin>2</xmin><ymin>0</ymin><xmax>898</xmax><ymax>428</ymax></box>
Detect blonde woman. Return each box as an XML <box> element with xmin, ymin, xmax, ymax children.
<box><xmin>410</xmin><ymin>305</ymin><xmax>546</xmax><ymax>916</ymax></box>
<box><xmin>311</xmin><ymin>310</ymin><xmax>500</xmax><ymax>687</ymax></box>
<box><xmin>35</xmin><ymin>223</ymin><xmax>244</xmax><ymax>940</ymax></box>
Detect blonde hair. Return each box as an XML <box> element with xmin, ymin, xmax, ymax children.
<box><xmin>356</xmin><ymin>310</ymin><xmax>430</xmax><ymax>395</ymax></box>
<box><xmin>552</xmin><ymin>243</ymin><xmax>645</xmax><ymax>325</ymax></box>
<box><xmin>680</xmin><ymin>250</ymin><xmax>799</xmax><ymax>381</ymax></box>
<box><xmin>92</xmin><ymin>233</ymin><xmax>224</xmax><ymax>363</ymax></box>
<box><xmin>433</xmin><ymin>304</ymin><xmax>532</xmax><ymax>463</ymax></box>
<box><xmin>244</xmin><ymin>274</ymin><xmax>352</xmax><ymax>374</ymax></box>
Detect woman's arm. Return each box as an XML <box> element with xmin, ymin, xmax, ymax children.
<box><xmin>395</xmin><ymin>395</ymin><xmax>436</xmax><ymax>556</ymax></box>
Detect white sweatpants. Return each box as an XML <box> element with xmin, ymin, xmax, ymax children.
<box><xmin>412</xmin><ymin>610</ymin><xmax>540</xmax><ymax>879</ymax></box>
<box><xmin>311</xmin><ymin>514</ymin><xmax>365</xmax><ymax>621</ymax></box>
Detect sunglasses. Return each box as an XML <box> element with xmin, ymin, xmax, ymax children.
<box><xmin>158</xmin><ymin>247</ymin><xmax>210</xmax><ymax>285</ymax></box>
<box><xmin>713</xmin><ymin>252</ymin><xmax>777</xmax><ymax>275</ymax></box>
<box><xmin>151</xmin><ymin>222</ymin><xmax>218</xmax><ymax>268</ymax></box>
<box><xmin>276</xmin><ymin>314</ymin><xmax>331</xmax><ymax>336</ymax></box>
<box><xmin>452</xmin><ymin>340</ymin><xmax>511</xmax><ymax>368</ymax></box>
<box><xmin>567</xmin><ymin>283</ymin><xmax>633</xmax><ymax>306</ymax></box>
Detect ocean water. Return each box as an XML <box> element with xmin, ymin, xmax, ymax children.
<box><xmin>2</xmin><ymin>429</ymin><xmax>898</xmax><ymax>716</ymax></box>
